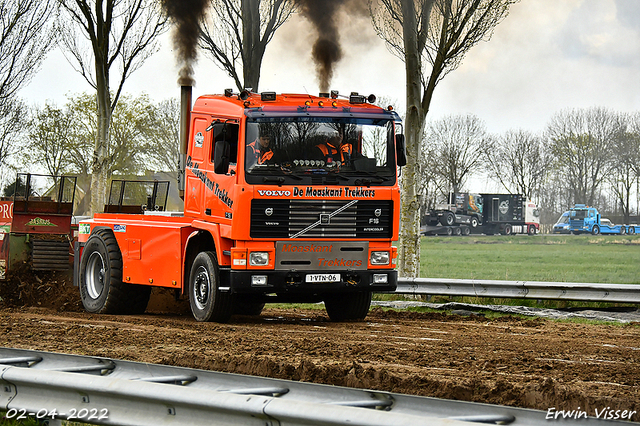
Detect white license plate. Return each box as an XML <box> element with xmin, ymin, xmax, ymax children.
<box><xmin>306</xmin><ymin>273</ymin><xmax>340</xmax><ymax>283</ymax></box>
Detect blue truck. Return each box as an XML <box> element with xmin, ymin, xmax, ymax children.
<box><xmin>568</xmin><ymin>204</ymin><xmax>632</xmax><ymax>235</ymax></box>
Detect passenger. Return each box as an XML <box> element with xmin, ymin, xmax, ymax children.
<box><xmin>315</xmin><ymin>130</ymin><xmax>351</xmax><ymax>164</ymax></box>
<box><xmin>247</xmin><ymin>134</ymin><xmax>274</xmax><ymax>165</ymax></box>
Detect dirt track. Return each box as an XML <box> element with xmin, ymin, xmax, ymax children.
<box><xmin>0</xmin><ymin>275</ymin><xmax>639</xmax><ymax>421</ymax></box>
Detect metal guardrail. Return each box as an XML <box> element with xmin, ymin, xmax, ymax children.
<box><xmin>0</xmin><ymin>347</ymin><xmax>621</xmax><ymax>426</ymax></box>
<box><xmin>396</xmin><ymin>278</ymin><xmax>640</xmax><ymax>303</ymax></box>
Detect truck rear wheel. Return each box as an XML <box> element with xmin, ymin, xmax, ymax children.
<box><xmin>324</xmin><ymin>291</ymin><xmax>371</xmax><ymax>321</ymax></box>
<box><xmin>189</xmin><ymin>251</ymin><xmax>233</xmax><ymax>322</ymax></box>
<box><xmin>79</xmin><ymin>227</ymin><xmax>150</xmax><ymax>314</ymax></box>
<box><xmin>440</xmin><ymin>212</ymin><xmax>455</xmax><ymax>226</ymax></box>
<box><xmin>629</xmin><ymin>227</ymin><xmax>636</xmax><ymax>235</ymax></box>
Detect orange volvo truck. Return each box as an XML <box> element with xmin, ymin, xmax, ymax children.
<box><xmin>75</xmin><ymin>88</ymin><xmax>406</xmax><ymax>322</ymax></box>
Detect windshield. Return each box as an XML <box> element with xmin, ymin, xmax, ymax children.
<box><xmin>556</xmin><ymin>215</ymin><xmax>569</xmax><ymax>224</ymax></box>
<box><xmin>570</xmin><ymin>210</ymin><xmax>587</xmax><ymax>219</ymax></box>
<box><xmin>244</xmin><ymin>117</ymin><xmax>397</xmax><ymax>186</ymax></box>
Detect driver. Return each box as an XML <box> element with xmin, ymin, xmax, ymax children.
<box><xmin>247</xmin><ymin>134</ymin><xmax>274</xmax><ymax>165</ymax></box>
<box><xmin>315</xmin><ymin>130</ymin><xmax>351</xmax><ymax>164</ymax></box>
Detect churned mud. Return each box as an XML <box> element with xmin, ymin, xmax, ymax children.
<box><xmin>0</xmin><ymin>273</ymin><xmax>638</xmax><ymax>421</ymax></box>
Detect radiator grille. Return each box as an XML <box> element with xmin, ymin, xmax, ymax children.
<box><xmin>251</xmin><ymin>199</ymin><xmax>392</xmax><ymax>239</ymax></box>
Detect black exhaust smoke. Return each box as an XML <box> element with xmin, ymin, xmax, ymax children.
<box><xmin>298</xmin><ymin>0</ymin><xmax>344</xmax><ymax>93</ymax></box>
<box><xmin>161</xmin><ymin>0</ymin><xmax>209</xmax><ymax>86</ymax></box>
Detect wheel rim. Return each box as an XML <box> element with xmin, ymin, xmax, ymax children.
<box><xmin>86</xmin><ymin>251</ymin><xmax>105</xmax><ymax>300</ymax></box>
<box><xmin>193</xmin><ymin>265</ymin><xmax>211</xmax><ymax>310</ymax></box>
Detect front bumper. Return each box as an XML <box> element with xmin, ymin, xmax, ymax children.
<box><xmin>223</xmin><ymin>268</ymin><xmax>397</xmax><ymax>297</ymax></box>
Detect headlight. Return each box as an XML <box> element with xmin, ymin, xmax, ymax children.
<box><xmin>249</xmin><ymin>251</ymin><xmax>269</xmax><ymax>266</ymax></box>
<box><xmin>370</xmin><ymin>251</ymin><xmax>390</xmax><ymax>265</ymax></box>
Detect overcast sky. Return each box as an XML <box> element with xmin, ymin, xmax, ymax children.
<box><xmin>20</xmin><ymin>0</ymin><xmax>640</xmax><ymax>135</ymax></box>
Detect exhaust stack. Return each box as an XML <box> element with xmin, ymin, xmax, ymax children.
<box><xmin>178</xmin><ymin>85</ymin><xmax>192</xmax><ymax>199</ymax></box>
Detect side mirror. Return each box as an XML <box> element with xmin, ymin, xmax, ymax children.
<box><xmin>396</xmin><ymin>134</ymin><xmax>407</xmax><ymax>167</ymax></box>
<box><xmin>214</xmin><ymin>140</ymin><xmax>230</xmax><ymax>174</ymax></box>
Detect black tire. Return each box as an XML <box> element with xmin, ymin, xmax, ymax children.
<box><xmin>189</xmin><ymin>251</ymin><xmax>233</xmax><ymax>322</ymax></box>
<box><xmin>439</xmin><ymin>211</ymin><xmax>455</xmax><ymax>226</ymax></box>
<box><xmin>446</xmin><ymin>227</ymin><xmax>453</xmax><ymax>236</ymax></box>
<box><xmin>620</xmin><ymin>226</ymin><xmax>626</xmax><ymax>235</ymax></box>
<box><xmin>629</xmin><ymin>227</ymin><xmax>636</xmax><ymax>235</ymax></box>
<box><xmin>128</xmin><ymin>285</ymin><xmax>152</xmax><ymax>314</ymax></box>
<box><xmin>463</xmin><ymin>226</ymin><xmax>470</xmax><ymax>236</ymax></box>
<box><xmin>454</xmin><ymin>227</ymin><xmax>462</xmax><ymax>236</ymax></box>
<box><xmin>470</xmin><ymin>216</ymin><xmax>479</xmax><ymax>228</ymax></box>
<box><xmin>325</xmin><ymin>291</ymin><xmax>372</xmax><ymax>322</ymax></box>
<box><xmin>234</xmin><ymin>299</ymin><xmax>265</xmax><ymax>316</ymax></box>
<box><xmin>79</xmin><ymin>228</ymin><xmax>150</xmax><ymax>314</ymax></box>
<box><xmin>502</xmin><ymin>224</ymin><xmax>512</xmax><ymax>235</ymax></box>
<box><xmin>592</xmin><ymin>225</ymin><xmax>600</xmax><ymax>235</ymax></box>
<box><xmin>528</xmin><ymin>225</ymin><xmax>537</xmax><ymax>236</ymax></box>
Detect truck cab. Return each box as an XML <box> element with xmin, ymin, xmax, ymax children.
<box><xmin>568</xmin><ymin>204</ymin><xmax>600</xmax><ymax>234</ymax></box>
<box><xmin>76</xmin><ymin>90</ymin><xmax>404</xmax><ymax>322</ymax></box>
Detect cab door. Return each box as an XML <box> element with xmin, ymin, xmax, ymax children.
<box><xmin>184</xmin><ymin>116</ymin><xmax>212</xmax><ymax>218</ymax></box>
<box><xmin>204</xmin><ymin>121</ymin><xmax>239</xmax><ymax>223</ymax></box>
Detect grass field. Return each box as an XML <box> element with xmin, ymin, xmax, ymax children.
<box><xmin>419</xmin><ymin>234</ymin><xmax>640</xmax><ymax>284</ymax></box>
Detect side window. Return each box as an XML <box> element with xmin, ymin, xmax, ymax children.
<box><xmin>210</xmin><ymin>122</ymin><xmax>238</xmax><ymax>164</ymax></box>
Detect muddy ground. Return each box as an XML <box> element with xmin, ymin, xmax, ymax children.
<box><xmin>0</xmin><ymin>272</ymin><xmax>639</xmax><ymax>421</ymax></box>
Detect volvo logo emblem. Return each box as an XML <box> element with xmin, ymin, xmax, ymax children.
<box><xmin>265</xmin><ymin>208</ymin><xmax>273</xmax><ymax>216</ymax></box>
<box><xmin>374</xmin><ymin>208</ymin><xmax>382</xmax><ymax>217</ymax></box>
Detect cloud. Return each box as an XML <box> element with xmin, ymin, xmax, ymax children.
<box><xmin>559</xmin><ymin>0</ymin><xmax>640</xmax><ymax>67</ymax></box>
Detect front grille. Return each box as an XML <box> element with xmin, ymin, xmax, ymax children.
<box><xmin>569</xmin><ymin>220</ymin><xmax>583</xmax><ymax>228</ymax></box>
<box><xmin>251</xmin><ymin>199</ymin><xmax>393</xmax><ymax>239</ymax></box>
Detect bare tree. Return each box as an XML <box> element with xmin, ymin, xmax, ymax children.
<box><xmin>199</xmin><ymin>0</ymin><xmax>296</xmax><ymax>91</ymax></box>
<box><xmin>140</xmin><ymin>97</ymin><xmax>181</xmax><ymax>180</ymax></box>
<box><xmin>27</xmin><ymin>103</ymin><xmax>74</xmax><ymax>177</ymax></box>
<box><xmin>57</xmin><ymin>0</ymin><xmax>166</xmax><ymax>213</ymax></box>
<box><xmin>0</xmin><ymin>99</ymin><xmax>27</xmax><ymax>186</ymax></box>
<box><xmin>426</xmin><ymin>114</ymin><xmax>486</xmax><ymax>196</ymax></box>
<box><xmin>0</xmin><ymin>0</ymin><xmax>56</xmax><ymax>184</ymax></box>
<box><xmin>371</xmin><ymin>0</ymin><xmax>517</xmax><ymax>277</ymax></box>
<box><xmin>483</xmin><ymin>129</ymin><xmax>551</xmax><ymax>200</ymax></box>
<box><xmin>547</xmin><ymin>107</ymin><xmax>623</xmax><ymax>207</ymax></box>
<box><xmin>608</xmin><ymin>114</ymin><xmax>639</xmax><ymax>223</ymax></box>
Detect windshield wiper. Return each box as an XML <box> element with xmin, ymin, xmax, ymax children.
<box><xmin>263</xmin><ymin>176</ymin><xmax>286</xmax><ymax>184</ymax></box>
<box><xmin>354</xmin><ymin>170</ymin><xmax>391</xmax><ymax>181</ymax></box>
<box><xmin>324</xmin><ymin>172</ymin><xmax>349</xmax><ymax>183</ymax></box>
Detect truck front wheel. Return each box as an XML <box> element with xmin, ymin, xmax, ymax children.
<box><xmin>80</xmin><ymin>228</ymin><xmax>149</xmax><ymax>314</ymax></box>
<box><xmin>189</xmin><ymin>251</ymin><xmax>233</xmax><ymax>322</ymax></box>
<box><xmin>470</xmin><ymin>216</ymin><xmax>479</xmax><ymax>228</ymax></box>
<box><xmin>592</xmin><ymin>225</ymin><xmax>600</xmax><ymax>235</ymax></box>
<box><xmin>324</xmin><ymin>291</ymin><xmax>371</xmax><ymax>321</ymax></box>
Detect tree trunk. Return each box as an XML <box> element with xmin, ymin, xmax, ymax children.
<box><xmin>397</xmin><ymin>0</ymin><xmax>427</xmax><ymax>279</ymax></box>
<box><xmin>91</xmin><ymin>50</ymin><xmax>111</xmax><ymax>214</ymax></box>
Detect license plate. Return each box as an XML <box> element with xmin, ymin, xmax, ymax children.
<box><xmin>306</xmin><ymin>273</ymin><xmax>340</xmax><ymax>283</ymax></box>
